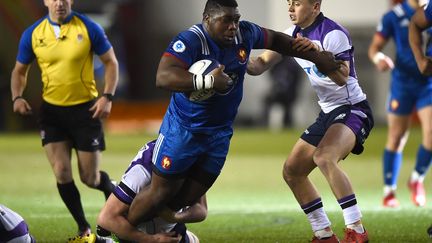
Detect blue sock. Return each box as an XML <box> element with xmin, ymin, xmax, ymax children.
<box><xmin>383</xmin><ymin>149</ymin><xmax>402</xmax><ymax>186</ymax></box>
<box><xmin>415</xmin><ymin>145</ymin><xmax>432</xmax><ymax>176</ymax></box>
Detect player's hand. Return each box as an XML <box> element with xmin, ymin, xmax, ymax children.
<box><xmin>373</xmin><ymin>53</ymin><xmax>394</xmax><ymax>72</ymax></box>
<box><xmin>417</xmin><ymin>57</ymin><xmax>432</xmax><ymax>75</ymax></box>
<box><xmin>90</xmin><ymin>96</ymin><xmax>112</xmax><ymax>119</ymax></box>
<box><xmin>13</xmin><ymin>98</ymin><xmax>32</xmax><ymax>115</ymax></box>
<box><xmin>211</xmin><ymin>65</ymin><xmax>233</xmax><ymax>92</ymax></box>
<box><xmin>314</xmin><ymin>51</ymin><xmax>343</xmax><ymax>75</ymax></box>
<box><xmin>147</xmin><ymin>232</ymin><xmax>181</xmax><ymax>243</ymax></box>
<box><xmin>292</xmin><ymin>33</ymin><xmax>319</xmax><ymax>52</ymax></box>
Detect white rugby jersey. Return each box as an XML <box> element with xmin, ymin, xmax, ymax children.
<box><xmin>285</xmin><ymin>13</ymin><xmax>366</xmax><ymax>113</ymax></box>
<box><xmin>0</xmin><ymin>204</ymin><xmax>34</xmax><ymax>243</ymax></box>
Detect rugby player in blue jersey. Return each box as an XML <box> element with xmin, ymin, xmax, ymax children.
<box><xmin>369</xmin><ymin>0</ymin><xmax>432</xmax><ymax>208</ymax></box>
<box><xmin>127</xmin><ymin>0</ymin><xmax>342</xmax><ymax>231</ymax></box>
<box><xmin>11</xmin><ymin>0</ymin><xmax>119</xmax><ymax>237</ymax></box>
<box><xmin>247</xmin><ymin>0</ymin><xmax>373</xmax><ymax>242</ymax></box>
<box><xmin>409</xmin><ymin>0</ymin><xmax>432</xmax><ymax>238</ymax></box>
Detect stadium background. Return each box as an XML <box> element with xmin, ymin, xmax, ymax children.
<box><xmin>1</xmin><ymin>1</ymin><xmax>431</xmax><ymax>242</ymax></box>
<box><xmin>0</xmin><ymin>0</ymin><xmax>402</xmax><ymax>132</ymax></box>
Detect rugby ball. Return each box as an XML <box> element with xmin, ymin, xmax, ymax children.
<box><xmin>188</xmin><ymin>59</ymin><xmax>220</xmax><ymax>101</ymax></box>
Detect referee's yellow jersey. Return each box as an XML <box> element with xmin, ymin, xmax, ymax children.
<box><xmin>16</xmin><ymin>12</ymin><xmax>112</xmax><ymax>106</ymax></box>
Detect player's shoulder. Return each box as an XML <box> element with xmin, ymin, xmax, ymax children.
<box><xmin>72</xmin><ymin>11</ymin><xmax>104</xmax><ymax>33</ymax></box>
<box><xmin>23</xmin><ymin>16</ymin><xmax>48</xmax><ymax>37</ymax></box>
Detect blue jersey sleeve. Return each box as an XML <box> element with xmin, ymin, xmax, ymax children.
<box><xmin>425</xmin><ymin>2</ymin><xmax>432</xmax><ymax>22</ymax></box>
<box><xmin>77</xmin><ymin>13</ymin><xmax>112</xmax><ymax>55</ymax></box>
<box><xmin>377</xmin><ymin>11</ymin><xmax>394</xmax><ymax>39</ymax></box>
<box><xmin>164</xmin><ymin>29</ymin><xmax>202</xmax><ymax>67</ymax></box>
<box><xmin>16</xmin><ymin>18</ymin><xmax>46</xmax><ymax>64</ymax></box>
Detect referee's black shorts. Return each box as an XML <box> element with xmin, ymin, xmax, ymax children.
<box><xmin>38</xmin><ymin>100</ymin><xmax>106</xmax><ymax>152</ymax></box>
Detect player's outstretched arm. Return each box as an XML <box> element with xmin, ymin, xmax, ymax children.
<box><xmin>247</xmin><ymin>50</ymin><xmax>283</xmax><ymax>76</ymax></box>
<box><xmin>97</xmin><ymin>195</ymin><xmax>180</xmax><ymax>243</ymax></box>
<box><xmin>368</xmin><ymin>33</ymin><xmax>394</xmax><ymax>72</ymax></box>
<box><xmin>409</xmin><ymin>7</ymin><xmax>432</xmax><ymax>75</ymax></box>
<box><xmin>264</xmin><ymin>29</ymin><xmax>342</xmax><ymax>75</ymax></box>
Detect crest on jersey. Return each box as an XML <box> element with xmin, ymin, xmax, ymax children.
<box><xmin>173</xmin><ymin>40</ymin><xmax>186</xmax><ymax>53</ymax></box>
<box><xmin>77</xmin><ymin>34</ymin><xmax>83</xmax><ymax>42</ymax></box>
<box><xmin>161</xmin><ymin>156</ymin><xmax>172</xmax><ymax>169</ymax></box>
<box><xmin>237</xmin><ymin>47</ymin><xmax>247</xmax><ymax>64</ymax></box>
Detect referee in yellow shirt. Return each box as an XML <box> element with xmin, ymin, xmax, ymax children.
<box><xmin>10</xmin><ymin>0</ymin><xmax>119</xmax><ymax>237</ymax></box>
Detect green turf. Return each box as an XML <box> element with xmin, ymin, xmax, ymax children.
<box><xmin>0</xmin><ymin>127</ymin><xmax>431</xmax><ymax>242</ymax></box>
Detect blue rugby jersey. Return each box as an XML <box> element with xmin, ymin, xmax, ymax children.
<box><xmin>163</xmin><ymin>21</ymin><xmax>266</xmax><ymax>132</ymax></box>
<box><xmin>377</xmin><ymin>1</ymin><xmax>431</xmax><ymax>79</ymax></box>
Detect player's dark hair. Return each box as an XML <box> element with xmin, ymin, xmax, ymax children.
<box><xmin>204</xmin><ymin>0</ymin><xmax>238</xmax><ymax>15</ymax></box>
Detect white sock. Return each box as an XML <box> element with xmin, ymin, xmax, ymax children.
<box><xmin>410</xmin><ymin>171</ymin><xmax>425</xmax><ymax>183</ymax></box>
<box><xmin>383</xmin><ymin>185</ymin><xmax>396</xmax><ymax>195</ymax></box>
<box><xmin>342</xmin><ymin>204</ymin><xmax>362</xmax><ymax>225</ymax></box>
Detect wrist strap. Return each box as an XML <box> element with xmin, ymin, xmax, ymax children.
<box><xmin>12</xmin><ymin>96</ymin><xmax>23</xmax><ymax>103</ymax></box>
<box><xmin>372</xmin><ymin>52</ymin><xmax>386</xmax><ymax>65</ymax></box>
<box><xmin>192</xmin><ymin>74</ymin><xmax>214</xmax><ymax>90</ymax></box>
<box><xmin>102</xmin><ymin>93</ymin><xmax>114</xmax><ymax>101</ymax></box>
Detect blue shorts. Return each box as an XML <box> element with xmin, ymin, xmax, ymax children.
<box><xmin>301</xmin><ymin>100</ymin><xmax>374</xmax><ymax>155</ymax></box>
<box><xmin>152</xmin><ymin>114</ymin><xmax>233</xmax><ymax>178</ymax></box>
<box><xmin>388</xmin><ymin>69</ymin><xmax>432</xmax><ymax>115</ymax></box>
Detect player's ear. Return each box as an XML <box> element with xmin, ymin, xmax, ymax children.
<box><xmin>203</xmin><ymin>13</ymin><xmax>210</xmax><ymax>23</ymax></box>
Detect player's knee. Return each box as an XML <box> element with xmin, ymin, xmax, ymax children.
<box><xmin>282</xmin><ymin>161</ymin><xmax>296</xmax><ymax>184</ymax></box>
<box><xmin>80</xmin><ymin>173</ymin><xmax>98</xmax><ymax>188</ymax></box>
<box><xmin>313</xmin><ymin>151</ymin><xmax>335</xmax><ymax>172</ymax></box>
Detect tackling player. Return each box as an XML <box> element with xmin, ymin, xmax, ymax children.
<box><xmin>95</xmin><ymin>140</ymin><xmax>206</xmax><ymax>243</ymax></box>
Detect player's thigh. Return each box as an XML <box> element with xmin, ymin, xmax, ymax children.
<box><xmin>44</xmin><ymin>141</ymin><xmax>73</xmax><ymax>182</ymax></box>
<box><xmin>417</xmin><ymin>105</ymin><xmax>432</xmax><ymax>148</ymax></box>
<box><xmin>386</xmin><ymin>113</ymin><xmax>410</xmax><ymax>150</ymax></box>
<box><xmin>284</xmin><ymin>139</ymin><xmax>316</xmax><ymax>177</ymax></box>
<box><xmin>317</xmin><ymin>123</ymin><xmax>356</xmax><ymax>163</ymax></box>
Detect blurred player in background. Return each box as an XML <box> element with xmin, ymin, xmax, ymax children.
<box><xmin>95</xmin><ymin>140</ymin><xmax>206</xmax><ymax>243</ymax></box>
<box><xmin>126</xmin><ymin>0</ymin><xmax>341</xmax><ymax>229</ymax></box>
<box><xmin>247</xmin><ymin>0</ymin><xmax>374</xmax><ymax>242</ymax></box>
<box><xmin>10</xmin><ymin>0</ymin><xmax>119</xmax><ymax>237</ymax></box>
<box><xmin>0</xmin><ymin>204</ymin><xmax>35</xmax><ymax>243</ymax></box>
<box><xmin>410</xmin><ymin>0</ymin><xmax>432</xmax><ymax>238</ymax></box>
<box><xmin>368</xmin><ymin>0</ymin><xmax>432</xmax><ymax>208</ymax></box>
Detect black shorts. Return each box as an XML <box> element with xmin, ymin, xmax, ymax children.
<box><xmin>38</xmin><ymin>100</ymin><xmax>106</xmax><ymax>152</ymax></box>
<box><xmin>301</xmin><ymin>100</ymin><xmax>374</xmax><ymax>155</ymax></box>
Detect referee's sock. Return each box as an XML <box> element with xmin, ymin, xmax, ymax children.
<box><xmin>57</xmin><ymin>181</ymin><xmax>90</xmax><ymax>230</ymax></box>
<box><xmin>97</xmin><ymin>171</ymin><xmax>116</xmax><ymax>200</ymax></box>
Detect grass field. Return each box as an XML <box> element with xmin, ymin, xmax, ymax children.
<box><xmin>0</xmin><ymin>126</ymin><xmax>431</xmax><ymax>242</ymax></box>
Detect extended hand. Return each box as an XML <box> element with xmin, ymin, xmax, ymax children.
<box><xmin>314</xmin><ymin>51</ymin><xmax>343</xmax><ymax>75</ymax></box>
<box><xmin>211</xmin><ymin>65</ymin><xmax>233</xmax><ymax>92</ymax></box>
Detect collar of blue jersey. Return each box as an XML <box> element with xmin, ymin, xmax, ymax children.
<box><xmin>47</xmin><ymin>11</ymin><xmax>74</xmax><ymax>26</ymax></box>
<box><xmin>401</xmin><ymin>1</ymin><xmax>415</xmax><ymax>18</ymax></box>
<box><xmin>296</xmin><ymin>12</ymin><xmax>325</xmax><ymax>37</ymax></box>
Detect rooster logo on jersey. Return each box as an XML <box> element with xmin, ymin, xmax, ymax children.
<box><xmin>237</xmin><ymin>47</ymin><xmax>247</xmax><ymax>64</ymax></box>
<box><xmin>161</xmin><ymin>156</ymin><xmax>172</xmax><ymax>169</ymax></box>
